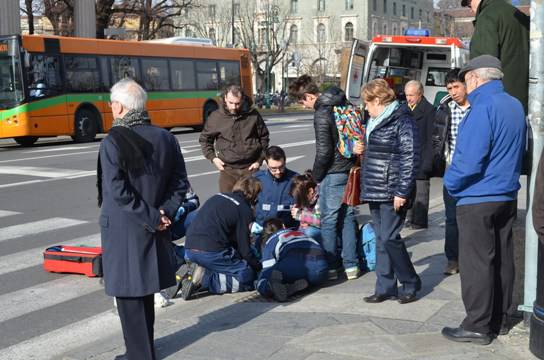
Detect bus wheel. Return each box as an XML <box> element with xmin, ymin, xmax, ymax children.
<box><xmin>73</xmin><ymin>108</ymin><xmax>98</xmax><ymax>143</ymax></box>
<box><xmin>14</xmin><ymin>136</ymin><xmax>38</xmax><ymax>147</ymax></box>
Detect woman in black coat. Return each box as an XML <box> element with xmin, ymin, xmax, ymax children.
<box><xmin>354</xmin><ymin>79</ymin><xmax>421</xmax><ymax>305</ymax></box>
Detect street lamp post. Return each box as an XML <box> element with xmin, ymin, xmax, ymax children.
<box><xmin>231</xmin><ymin>0</ymin><xmax>235</xmax><ymax>46</ymax></box>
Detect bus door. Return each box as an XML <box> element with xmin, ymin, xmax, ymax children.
<box><xmin>340</xmin><ymin>39</ymin><xmax>368</xmax><ymax>106</ymax></box>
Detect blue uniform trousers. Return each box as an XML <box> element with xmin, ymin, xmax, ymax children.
<box><xmin>185</xmin><ymin>248</ymin><xmax>256</xmax><ymax>294</ymax></box>
<box><xmin>257</xmin><ymin>247</ymin><xmax>328</xmax><ymax>297</ymax></box>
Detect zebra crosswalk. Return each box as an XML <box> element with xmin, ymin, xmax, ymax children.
<box><xmin>0</xmin><ymin>209</ymin><xmax>114</xmax><ymax>359</ymax></box>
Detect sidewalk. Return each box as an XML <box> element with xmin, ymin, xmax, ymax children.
<box><xmin>64</xmin><ymin>200</ymin><xmax>536</xmax><ymax>360</ymax></box>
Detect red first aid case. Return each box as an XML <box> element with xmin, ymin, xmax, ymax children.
<box><xmin>43</xmin><ymin>245</ymin><xmax>103</xmax><ymax>277</ymax></box>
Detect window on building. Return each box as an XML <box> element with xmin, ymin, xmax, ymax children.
<box><xmin>344</xmin><ymin>22</ymin><xmax>354</xmax><ymax>41</ymax></box>
<box><xmin>196</xmin><ymin>61</ymin><xmax>218</xmax><ymax>90</ymax></box>
<box><xmin>383</xmin><ymin>23</ymin><xmax>387</xmax><ymax>35</ymax></box>
<box><xmin>233</xmin><ymin>2</ymin><xmax>240</xmax><ymax>17</ymax></box>
<box><xmin>427</xmin><ymin>11</ymin><xmax>430</xmax><ymax>23</ymax></box>
<box><xmin>185</xmin><ymin>28</ymin><xmax>194</xmax><ymax>38</ymax></box>
<box><xmin>234</xmin><ymin>28</ymin><xmax>241</xmax><ymax>45</ymax></box>
<box><xmin>110</xmin><ymin>57</ymin><xmax>141</xmax><ymax>84</ymax></box>
<box><xmin>317</xmin><ymin>23</ymin><xmax>326</xmax><ymax>42</ymax></box>
<box><xmin>373</xmin><ymin>0</ymin><xmax>377</xmax><ymax>11</ymax></box>
<box><xmin>258</xmin><ymin>28</ymin><xmax>265</xmax><ymax>45</ymax></box>
<box><xmin>383</xmin><ymin>0</ymin><xmax>387</xmax><ymax>14</ymax></box>
<box><xmin>402</xmin><ymin>4</ymin><xmax>406</xmax><ymax>17</ymax></box>
<box><xmin>411</xmin><ymin>7</ymin><xmax>414</xmax><ymax>19</ymax></box>
<box><xmin>401</xmin><ymin>26</ymin><xmax>406</xmax><ymax>34</ymax></box>
<box><xmin>64</xmin><ymin>56</ymin><xmax>100</xmax><ymax>92</ymax></box>
<box><xmin>141</xmin><ymin>59</ymin><xmax>169</xmax><ymax>91</ymax></box>
<box><xmin>345</xmin><ymin>0</ymin><xmax>354</xmax><ymax>10</ymax></box>
<box><xmin>318</xmin><ymin>0</ymin><xmax>325</xmax><ymax>11</ymax></box>
<box><xmin>419</xmin><ymin>9</ymin><xmax>422</xmax><ymax>20</ymax></box>
<box><xmin>208</xmin><ymin>4</ymin><xmax>216</xmax><ymax>18</ymax></box>
<box><xmin>209</xmin><ymin>28</ymin><xmax>216</xmax><ymax>42</ymax></box>
<box><xmin>393</xmin><ymin>24</ymin><xmax>397</xmax><ymax>35</ymax></box>
<box><xmin>170</xmin><ymin>60</ymin><xmax>195</xmax><ymax>90</ymax></box>
<box><xmin>393</xmin><ymin>2</ymin><xmax>397</xmax><ymax>15</ymax></box>
<box><xmin>290</xmin><ymin>0</ymin><xmax>298</xmax><ymax>14</ymax></box>
<box><xmin>372</xmin><ymin>22</ymin><xmax>378</xmax><ymax>37</ymax></box>
<box><xmin>289</xmin><ymin>24</ymin><xmax>298</xmax><ymax>44</ymax></box>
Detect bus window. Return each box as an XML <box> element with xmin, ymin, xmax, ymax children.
<box><xmin>141</xmin><ymin>59</ymin><xmax>169</xmax><ymax>91</ymax></box>
<box><xmin>99</xmin><ymin>57</ymin><xmax>110</xmax><ymax>90</ymax></box>
<box><xmin>110</xmin><ymin>56</ymin><xmax>141</xmax><ymax>84</ymax></box>
<box><xmin>28</xmin><ymin>54</ymin><xmax>61</xmax><ymax>98</ymax></box>
<box><xmin>64</xmin><ymin>55</ymin><xmax>100</xmax><ymax>92</ymax></box>
<box><xmin>425</xmin><ymin>67</ymin><xmax>449</xmax><ymax>87</ymax></box>
<box><xmin>196</xmin><ymin>61</ymin><xmax>218</xmax><ymax>90</ymax></box>
<box><xmin>0</xmin><ymin>38</ymin><xmax>24</xmax><ymax>108</ymax></box>
<box><xmin>219</xmin><ymin>61</ymin><xmax>240</xmax><ymax>86</ymax></box>
<box><xmin>170</xmin><ymin>59</ymin><xmax>195</xmax><ymax>90</ymax></box>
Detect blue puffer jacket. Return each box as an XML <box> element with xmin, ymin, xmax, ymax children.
<box><xmin>360</xmin><ymin>105</ymin><xmax>420</xmax><ymax>203</ymax></box>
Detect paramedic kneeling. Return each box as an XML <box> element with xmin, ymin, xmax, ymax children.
<box><xmin>180</xmin><ymin>176</ymin><xmax>263</xmax><ymax>300</ymax></box>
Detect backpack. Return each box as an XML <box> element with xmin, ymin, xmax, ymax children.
<box><xmin>333</xmin><ymin>105</ymin><xmax>365</xmax><ymax>158</ymax></box>
<box><xmin>361</xmin><ymin>223</ymin><xmax>376</xmax><ymax>271</ymax></box>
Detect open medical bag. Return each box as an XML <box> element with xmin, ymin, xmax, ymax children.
<box><xmin>43</xmin><ymin>245</ymin><xmax>103</xmax><ymax>277</ymax></box>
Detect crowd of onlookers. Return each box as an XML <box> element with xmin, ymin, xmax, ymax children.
<box><xmin>96</xmin><ymin>0</ymin><xmax>534</xmax><ymax>358</ymax></box>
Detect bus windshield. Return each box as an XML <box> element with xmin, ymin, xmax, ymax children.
<box><xmin>0</xmin><ymin>38</ymin><xmax>24</xmax><ymax>110</ymax></box>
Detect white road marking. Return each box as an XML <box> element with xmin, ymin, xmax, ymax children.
<box><xmin>278</xmin><ymin>140</ymin><xmax>316</xmax><ymax>148</ymax></box>
<box><xmin>0</xmin><ymin>150</ymin><xmax>97</xmax><ymax>164</ymax></box>
<box><xmin>24</xmin><ymin>145</ymin><xmax>98</xmax><ymax>154</ymax></box>
<box><xmin>0</xmin><ymin>234</ymin><xmax>100</xmax><ymax>276</ymax></box>
<box><xmin>0</xmin><ymin>218</ymin><xmax>88</xmax><ymax>243</ymax></box>
<box><xmin>0</xmin><ymin>166</ymin><xmax>92</xmax><ymax>178</ymax></box>
<box><xmin>0</xmin><ymin>210</ymin><xmax>20</xmax><ymax>218</ymax></box>
<box><xmin>0</xmin><ymin>276</ymin><xmax>102</xmax><ymax>323</ymax></box>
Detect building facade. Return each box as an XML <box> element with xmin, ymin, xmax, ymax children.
<box><xmin>178</xmin><ymin>0</ymin><xmax>434</xmax><ymax>92</ymax></box>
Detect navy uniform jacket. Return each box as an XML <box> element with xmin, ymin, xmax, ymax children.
<box><xmin>254</xmin><ymin>168</ymin><xmax>298</xmax><ymax>227</ymax></box>
<box><xmin>99</xmin><ymin>124</ymin><xmax>188</xmax><ymax>297</ymax></box>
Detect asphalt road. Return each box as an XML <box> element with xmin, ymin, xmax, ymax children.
<box><xmin>0</xmin><ymin>112</ymin><xmax>444</xmax><ymax>358</ymax></box>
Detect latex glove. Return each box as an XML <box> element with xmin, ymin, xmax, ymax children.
<box><xmin>251</xmin><ymin>222</ymin><xmax>263</xmax><ymax>234</ymax></box>
<box><xmin>174</xmin><ymin>206</ymin><xmax>186</xmax><ymax>222</ymax></box>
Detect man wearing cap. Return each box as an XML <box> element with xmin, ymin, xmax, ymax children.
<box><xmin>441</xmin><ymin>55</ymin><xmax>526</xmax><ymax>345</ymax></box>
<box><xmin>462</xmin><ymin>0</ymin><xmax>529</xmax><ymax>114</ymax></box>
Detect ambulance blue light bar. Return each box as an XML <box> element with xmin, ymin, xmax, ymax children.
<box><xmin>404</xmin><ymin>28</ymin><xmax>431</xmax><ymax>37</ymax></box>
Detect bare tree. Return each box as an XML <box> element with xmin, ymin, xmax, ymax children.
<box><xmin>237</xmin><ymin>0</ymin><xmax>290</xmax><ymax>93</ymax></box>
<box><xmin>20</xmin><ymin>0</ymin><xmax>42</xmax><ymax>34</ymax></box>
<box><xmin>190</xmin><ymin>1</ymin><xmax>232</xmax><ymax>46</ymax></box>
<box><xmin>436</xmin><ymin>0</ymin><xmax>462</xmax><ymax>10</ymax></box>
<box><xmin>43</xmin><ymin>0</ymin><xmax>73</xmax><ymax>36</ymax></box>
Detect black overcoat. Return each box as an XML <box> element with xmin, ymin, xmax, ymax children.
<box><xmin>99</xmin><ymin>124</ymin><xmax>187</xmax><ymax>297</ymax></box>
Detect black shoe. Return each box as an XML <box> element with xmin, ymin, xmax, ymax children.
<box><xmin>180</xmin><ymin>262</ymin><xmax>204</xmax><ymax>301</ymax></box>
<box><xmin>164</xmin><ymin>264</ymin><xmax>189</xmax><ymax>299</ymax></box>
<box><xmin>363</xmin><ymin>293</ymin><xmax>397</xmax><ymax>303</ymax></box>
<box><xmin>114</xmin><ymin>354</ymin><xmax>127</xmax><ymax>360</ymax></box>
<box><xmin>397</xmin><ymin>293</ymin><xmax>418</xmax><ymax>304</ymax></box>
<box><xmin>410</xmin><ymin>224</ymin><xmax>427</xmax><ymax>230</ymax></box>
<box><xmin>441</xmin><ymin>326</ymin><xmax>492</xmax><ymax>345</ymax></box>
<box><xmin>269</xmin><ymin>270</ymin><xmax>309</xmax><ymax>302</ymax></box>
<box><xmin>498</xmin><ymin>321</ymin><xmax>512</xmax><ymax>336</ymax></box>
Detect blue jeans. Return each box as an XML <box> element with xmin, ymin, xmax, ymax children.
<box><xmin>301</xmin><ymin>226</ymin><xmax>322</xmax><ymax>243</ymax></box>
<box><xmin>185</xmin><ymin>248</ymin><xmax>256</xmax><ymax>294</ymax></box>
<box><xmin>443</xmin><ymin>186</ymin><xmax>459</xmax><ymax>261</ymax></box>
<box><xmin>319</xmin><ymin>173</ymin><xmax>358</xmax><ymax>270</ymax></box>
<box><xmin>256</xmin><ymin>247</ymin><xmax>328</xmax><ymax>298</ymax></box>
<box><xmin>369</xmin><ymin>202</ymin><xmax>420</xmax><ymax>296</ymax></box>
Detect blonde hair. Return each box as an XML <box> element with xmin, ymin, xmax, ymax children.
<box><xmin>361</xmin><ymin>79</ymin><xmax>396</xmax><ymax>105</ymax></box>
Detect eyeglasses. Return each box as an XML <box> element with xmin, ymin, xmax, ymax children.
<box><xmin>268</xmin><ymin>165</ymin><xmax>285</xmax><ymax>173</ymax></box>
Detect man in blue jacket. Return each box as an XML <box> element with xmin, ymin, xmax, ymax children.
<box><xmin>441</xmin><ymin>55</ymin><xmax>526</xmax><ymax>345</ymax></box>
<box><xmin>254</xmin><ymin>146</ymin><xmax>298</xmax><ymax>229</ymax></box>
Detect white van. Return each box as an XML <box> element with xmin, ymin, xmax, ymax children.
<box><xmin>343</xmin><ymin>30</ymin><xmax>469</xmax><ymax>107</ymax></box>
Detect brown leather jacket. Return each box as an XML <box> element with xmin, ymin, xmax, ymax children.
<box><xmin>199</xmin><ymin>96</ymin><xmax>270</xmax><ymax>169</ymax></box>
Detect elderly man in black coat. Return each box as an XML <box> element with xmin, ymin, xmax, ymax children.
<box><xmin>98</xmin><ymin>79</ymin><xmax>187</xmax><ymax>360</ymax></box>
<box><xmin>404</xmin><ymin>80</ymin><xmax>435</xmax><ymax>229</ymax></box>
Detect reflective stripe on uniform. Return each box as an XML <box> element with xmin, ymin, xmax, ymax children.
<box><xmin>219</xmin><ymin>273</ymin><xmax>227</xmax><ymax>293</ymax></box>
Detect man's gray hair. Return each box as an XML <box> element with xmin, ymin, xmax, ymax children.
<box><xmin>472</xmin><ymin>67</ymin><xmax>504</xmax><ymax>81</ymax></box>
<box><xmin>405</xmin><ymin>80</ymin><xmax>424</xmax><ymax>94</ymax></box>
<box><xmin>110</xmin><ymin>78</ymin><xmax>147</xmax><ymax>111</ymax></box>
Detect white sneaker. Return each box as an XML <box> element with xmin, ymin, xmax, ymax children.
<box><xmin>154</xmin><ymin>291</ymin><xmax>172</xmax><ymax>308</ymax></box>
<box><xmin>345</xmin><ymin>267</ymin><xmax>360</xmax><ymax>280</ymax></box>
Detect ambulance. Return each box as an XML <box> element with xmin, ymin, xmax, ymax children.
<box><xmin>342</xmin><ymin>29</ymin><xmax>469</xmax><ymax>106</ymax></box>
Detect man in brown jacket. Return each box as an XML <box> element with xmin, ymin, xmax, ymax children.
<box><xmin>199</xmin><ymin>85</ymin><xmax>270</xmax><ymax>192</ymax></box>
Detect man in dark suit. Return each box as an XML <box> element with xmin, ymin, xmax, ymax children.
<box><xmin>404</xmin><ymin>80</ymin><xmax>435</xmax><ymax>229</ymax></box>
<box><xmin>98</xmin><ymin>79</ymin><xmax>188</xmax><ymax>360</ymax></box>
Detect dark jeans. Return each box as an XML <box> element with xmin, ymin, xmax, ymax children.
<box><xmin>185</xmin><ymin>248</ymin><xmax>256</xmax><ymax>294</ymax></box>
<box><xmin>116</xmin><ymin>294</ymin><xmax>156</xmax><ymax>360</ymax></box>
<box><xmin>219</xmin><ymin>167</ymin><xmax>253</xmax><ymax>193</ymax></box>
<box><xmin>407</xmin><ymin>179</ymin><xmax>430</xmax><ymax>227</ymax></box>
<box><xmin>369</xmin><ymin>202</ymin><xmax>421</xmax><ymax>296</ymax></box>
<box><xmin>443</xmin><ymin>186</ymin><xmax>459</xmax><ymax>261</ymax></box>
<box><xmin>457</xmin><ymin>200</ymin><xmax>516</xmax><ymax>334</ymax></box>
